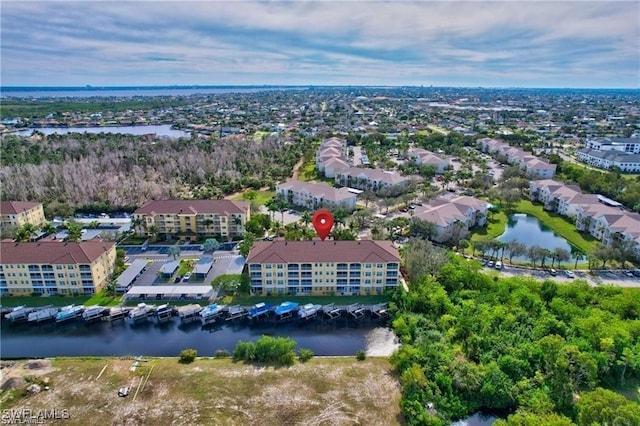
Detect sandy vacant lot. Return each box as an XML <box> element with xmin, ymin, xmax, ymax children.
<box><xmin>1</xmin><ymin>357</ymin><xmax>404</xmax><ymax>425</ymax></box>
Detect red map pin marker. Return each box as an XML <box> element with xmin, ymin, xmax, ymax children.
<box><xmin>312</xmin><ymin>209</ymin><xmax>334</xmax><ymax>241</ymax></box>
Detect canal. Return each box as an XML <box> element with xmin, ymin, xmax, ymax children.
<box><xmin>0</xmin><ymin>315</ymin><xmax>397</xmax><ymax>359</ymax></box>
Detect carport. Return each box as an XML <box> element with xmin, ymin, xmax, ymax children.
<box><xmin>124</xmin><ymin>285</ymin><xmax>213</xmax><ymax>301</ymax></box>
<box><xmin>159</xmin><ymin>260</ymin><xmax>179</xmax><ymax>278</ymax></box>
<box><xmin>194</xmin><ymin>257</ymin><xmax>214</xmax><ymax>279</ymax></box>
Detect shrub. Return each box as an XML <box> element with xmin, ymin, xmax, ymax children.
<box><xmin>356</xmin><ymin>350</ymin><xmax>366</xmax><ymax>361</ymax></box>
<box><xmin>298</xmin><ymin>348</ymin><xmax>314</xmax><ymax>363</ymax></box>
<box><xmin>254</xmin><ymin>335</ymin><xmax>296</xmax><ymax>366</ymax></box>
<box><xmin>214</xmin><ymin>349</ymin><xmax>231</xmax><ymax>358</ymax></box>
<box><xmin>179</xmin><ymin>348</ymin><xmax>197</xmax><ymax>364</ymax></box>
<box><xmin>232</xmin><ymin>341</ymin><xmax>256</xmax><ymax>362</ymax></box>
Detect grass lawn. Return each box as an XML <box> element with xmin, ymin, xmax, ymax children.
<box><xmin>119</xmin><ymin>235</ymin><xmax>147</xmax><ymax>245</ymax></box>
<box><xmin>231</xmin><ymin>190</ymin><xmax>275</xmax><ymax>206</ymax></box>
<box><xmin>2</xmin><ymin>357</ymin><xmax>402</xmax><ymax>425</ymax></box>
<box><xmin>1</xmin><ymin>291</ymin><xmax>123</xmax><ymax>308</ymax></box>
<box><xmin>224</xmin><ymin>294</ymin><xmax>391</xmax><ymax>306</ymax></box>
<box><xmin>177</xmin><ymin>259</ymin><xmax>195</xmax><ymax>276</ymax></box>
<box><xmin>299</xmin><ymin>158</ymin><xmax>319</xmax><ymax>182</ymax></box>
<box><xmin>514</xmin><ymin>199</ymin><xmax>599</xmax><ymax>254</ymax></box>
<box><xmin>471</xmin><ymin>210</ymin><xmax>508</xmax><ymax>241</ymax></box>
<box><xmin>0</xmin><ymin>295</ymin><xmax>93</xmax><ymax>308</ymax></box>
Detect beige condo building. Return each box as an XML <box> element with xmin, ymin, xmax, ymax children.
<box><xmin>0</xmin><ymin>201</ymin><xmax>46</xmax><ymax>229</ymax></box>
<box><xmin>133</xmin><ymin>200</ymin><xmax>250</xmax><ymax>241</ymax></box>
<box><xmin>247</xmin><ymin>240</ymin><xmax>402</xmax><ymax>296</ymax></box>
<box><xmin>0</xmin><ymin>241</ymin><xmax>116</xmax><ymax>296</ymax></box>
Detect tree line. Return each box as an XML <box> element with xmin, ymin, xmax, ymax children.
<box><xmin>389</xmin><ymin>252</ymin><xmax>640</xmax><ymax>425</ymax></box>
<box><xmin>1</xmin><ymin>133</ymin><xmax>311</xmax><ymax>210</ymax></box>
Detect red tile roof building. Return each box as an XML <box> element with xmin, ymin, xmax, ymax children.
<box><xmin>247</xmin><ymin>240</ymin><xmax>401</xmax><ymax>296</ymax></box>
<box><xmin>0</xmin><ymin>241</ymin><xmax>116</xmax><ymax>296</ymax></box>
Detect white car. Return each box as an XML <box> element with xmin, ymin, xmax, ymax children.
<box><xmin>564</xmin><ymin>270</ymin><xmax>575</xmax><ymax>278</ymax></box>
<box><xmin>182</xmin><ymin>272</ymin><xmax>192</xmax><ymax>282</ymax></box>
<box><xmin>494</xmin><ymin>261</ymin><xmax>503</xmax><ymax>270</ymax></box>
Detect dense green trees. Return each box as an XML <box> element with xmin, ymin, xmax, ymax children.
<box><xmin>390</xmin><ymin>255</ymin><xmax>640</xmax><ymax>424</ymax></box>
<box><xmin>232</xmin><ymin>336</ymin><xmax>297</xmax><ymax>366</ymax></box>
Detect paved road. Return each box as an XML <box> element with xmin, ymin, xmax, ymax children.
<box><xmin>483</xmin><ymin>264</ymin><xmax>640</xmax><ymax>287</ymax></box>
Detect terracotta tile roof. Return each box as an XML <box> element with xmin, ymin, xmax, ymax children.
<box><xmin>246</xmin><ymin>240</ymin><xmax>401</xmax><ymax>264</ymax></box>
<box><xmin>0</xmin><ymin>201</ymin><xmax>41</xmax><ymax>215</ymax></box>
<box><xmin>134</xmin><ymin>200</ymin><xmax>249</xmax><ymax>215</ymax></box>
<box><xmin>0</xmin><ymin>241</ymin><xmax>115</xmax><ymax>264</ymax></box>
<box><xmin>277</xmin><ymin>180</ymin><xmax>356</xmax><ymax>202</ymax></box>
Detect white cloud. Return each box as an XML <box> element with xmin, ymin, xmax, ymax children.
<box><xmin>1</xmin><ymin>1</ymin><xmax>638</xmax><ymax>87</ymax></box>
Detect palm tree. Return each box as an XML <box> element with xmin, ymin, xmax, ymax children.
<box><xmin>40</xmin><ymin>222</ymin><xmax>57</xmax><ymax>236</ymax></box>
<box><xmin>16</xmin><ymin>223</ymin><xmax>38</xmax><ymax>242</ymax></box>
<box><xmin>65</xmin><ymin>221</ymin><xmax>83</xmax><ymax>242</ymax></box>
<box><xmin>168</xmin><ymin>245</ymin><xmax>181</xmax><ymax>260</ymax></box>
<box><xmin>507</xmin><ymin>241</ymin><xmax>527</xmax><ymax>265</ymax></box>
<box><xmin>300</xmin><ymin>211</ymin><xmax>311</xmax><ymax>228</ymax></box>
<box><xmin>458</xmin><ymin>239</ymin><xmax>470</xmax><ymax>255</ymax></box>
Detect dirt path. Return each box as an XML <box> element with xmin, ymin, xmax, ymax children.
<box><xmin>291</xmin><ymin>156</ymin><xmax>305</xmax><ymax>180</ymax></box>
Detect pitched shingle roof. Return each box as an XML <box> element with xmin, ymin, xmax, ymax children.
<box><xmin>134</xmin><ymin>200</ymin><xmax>249</xmax><ymax>215</ymax></box>
<box><xmin>0</xmin><ymin>201</ymin><xmax>41</xmax><ymax>215</ymax></box>
<box><xmin>0</xmin><ymin>241</ymin><xmax>114</xmax><ymax>264</ymax></box>
<box><xmin>247</xmin><ymin>240</ymin><xmax>401</xmax><ymax>263</ymax></box>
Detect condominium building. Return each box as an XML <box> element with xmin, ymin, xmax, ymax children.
<box><xmin>0</xmin><ymin>201</ymin><xmax>46</xmax><ymax>229</ymax></box>
<box><xmin>576</xmin><ymin>149</ymin><xmax>640</xmax><ymax>173</ymax></box>
<box><xmin>335</xmin><ymin>167</ymin><xmax>410</xmax><ymax>192</ymax></box>
<box><xmin>133</xmin><ymin>200</ymin><xmax>250</xmax><ymax>241</ymax></box>
<box><xmin>246</xmin><ymin>240</ymin><xmax>402</xmax><ymax>296</ymax></box>
<box><xmin>529</xmin><ymin>179</ymin><xmax>640</xmax><ymax>254</ymax></box>
<box><xmin>0</xmin><ymin>241</ymin><xmax>116</xmax><ymax>296</ymax></box>
<box><xmin>276</xmin><ymin>180</ymin><xmax>357</xmax><ymax>212</ymax></box>
<box><xmin>477</xmin><ymin>137</ymin><xmax>557</xmax><ymax>178</ymax></box>
<box><xmin>586</xmin><ymin>137</ymin><xmax>640</xmax><ymax>154</ymax></box>
<box><xmin>405</xmin><ymin>148</ymin><xmax>448</xmax><ymax>174</ymax></box>
<box><xmin>412</xmin><ymin>196</ymin><xmax>489</xmax><ymax>243</ymax></box>
<box><xmin>316</xmin><ymin>137</ymin><xmax>348</xmax><ymax>178</ymax></box>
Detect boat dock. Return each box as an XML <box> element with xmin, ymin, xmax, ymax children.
<box><xmin>177</xmin><ymin>304</ymin><xmax>202</xmax><ymax>321</ymax></box>
<box><xmin>27</xmin><ymin>306</ymin><xmax>59</xmax><ymax>324</ymax></box>
<box><xmin>226</xmin><ymin>305</ymin><xmax>248</xmax><ymax>321</ymax></box>
<box><xmin>3</xmin><ymin>302</ymin><xmax>392</xmax><ymax>327</ymax></box>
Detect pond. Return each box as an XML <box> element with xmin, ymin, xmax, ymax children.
<box><xmin>497</xmin><ymin>214</ymin><xmax>580</xmax><ymax>265</ymax></box>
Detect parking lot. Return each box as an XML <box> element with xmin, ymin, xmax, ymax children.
<box><xmin>121</xmin><ymin>246</ymin><xmax>245</xmax><ymax>289</ymax></box>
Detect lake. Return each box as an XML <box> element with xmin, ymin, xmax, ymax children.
<box><xmin>12</xmin><ymin>124</ymin><xmax>189</xmax><ymax>138</ymax></box>
<box><xmin>497</xmin><ymin>214</ymin><xmax>578</xmax><ymax>264</ymax></box>
<box><xmin>0</xmin><ymin>315</ymin><xmax>397</xmax><ymax>359</ymax></box>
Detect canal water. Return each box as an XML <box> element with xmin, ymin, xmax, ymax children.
<box><xmin>497</xmin><ymin>214</ymin><xmax>579</xmax><ymax>264</ymax></box>
<box><xmin>0</xmin><ymin>316</ymin><xmax>396</xmax><ymax>359</ymax></box>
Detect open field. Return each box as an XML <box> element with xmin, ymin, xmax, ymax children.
<box><xmin>230</xmin><ymin>190</ymin><xmax>275</xmax><ymax>206</ymax></box>
<box><xmin>0</xmin><ymin>357</ymin><xmax>403</xmax><ymax>426</ymax></box>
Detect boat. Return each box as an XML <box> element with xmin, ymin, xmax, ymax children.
<box><xmin>82</xmin><ymin>306</ymin><xmax>108</xmax><ymax>321</ymax></box>
<box><xmin>199</xmin><ymin>304</ymin><xmax>226</xmax><ymax>323</ymax></box>
<box><xmin>177</xmin><ymin>304</ymin><xmax>202</xmax><ymax>320</ymax></box>
<box><xmin>156</xmin><ymin>304</ymin><xmax>174</xmax><ymax>321</ymax></box>
<box><xmin>129</xmin><ymin>303</ymin><xmax>154</xmax><ymax>321</ymax></box>
<box><xmin>28</xmin><ymin>307</ymin><xmax>59</xmax><ymax>323</ymax></box>
<box><xmin>55</xmin><ymin>305</ymin><xmax>84</xmax><ymax>322</ymax></box>
<box><xmin>106</xmin><ymin>306</ymin><xmax>128</xmax><ymax>321</ymax></box>
<box><xmin>225</xmin><ymin>305</ymin><xmax>248</xmax><ymax>321</ymax></box>
<box><xmin>4</xmin><ymin>305</ymin><xmax>34</xmax><ymax>322</ymax></box>
<box><xmin>248</xmin><ymin>302</ymin><xmax>273</xmax><ymax>319</ymax></box>
<box><xmin>274</xmin><ymin>301</ymin><xmax>299</xmax><ymax>318</ymax></box>
<box><xmin>298</xmin><ymin>303</ymin><xmax>321</xmax><ymax>319</ymax></box>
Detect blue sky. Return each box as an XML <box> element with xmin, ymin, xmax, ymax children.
<box><xmin>1</xmin><ymin>1</ymin><xmax>638</xmax><ymax>88</ymax></box>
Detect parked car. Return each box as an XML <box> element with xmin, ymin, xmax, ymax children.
<box><xmin>494</xmin><ymin>261</ymin><xmax>503</xmax><ymax>270</ymax></box>
<box><xmin>623</xmin><ymin>270</ymin><xmax>634</xmax><ymax>278</ymax></box>
<box><xmin>118</xmin><ymin>387</ymin><xmax>130</xmax><ymax>397</ymax></box>
<box><xmin>564</xmin><ymin>270</ymin><xmax>575</xmax><ymax>278</ymax></box>
<box><xmin>549</xmin><ymin>269</ymin><xmax>557</xmax><ymax>276</ymax></box>
<box><xmin>634</xmin><ymin>270</ymin><xmax>640</xmax><ymax>277</ymax></box>
<box><xmin>182</xmin><ymin>272</ymin><xmax>192</xmax><ymax>282</ymax></box>
<box><xmin>487</xmin><ymin>261</ymin><xmax>495</xmax><ymax>268</ymax></box>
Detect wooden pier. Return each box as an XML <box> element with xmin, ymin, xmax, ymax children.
<box><xmin>347</xmin><ymin>303</ymin><xmax>366</xmax><ymax>319</ymax></box>
<box><xmin>105</xmin><ymin>307</ymin><xmax>129</xmax><ymax>322</ymax></box>
<box><xmin>321</xmin><ymin>303</ymin><xmax>342</xmax><ymax>320</ymax></box>
<box><xmin>370</xmin><ymin>303</ymin><xmax>388</xmax><ymax>318</ymax></box>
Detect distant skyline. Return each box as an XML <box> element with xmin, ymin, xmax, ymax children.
<box><xmin>1</xmin><ymin>1</ymin><xmax>638</xmax><ymax>89</ymax></box>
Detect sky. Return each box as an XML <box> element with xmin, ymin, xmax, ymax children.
<box><xmin>1</xmin><ymin>1</ymin><xmax>639</xmax><ymax>88</ymax></box>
